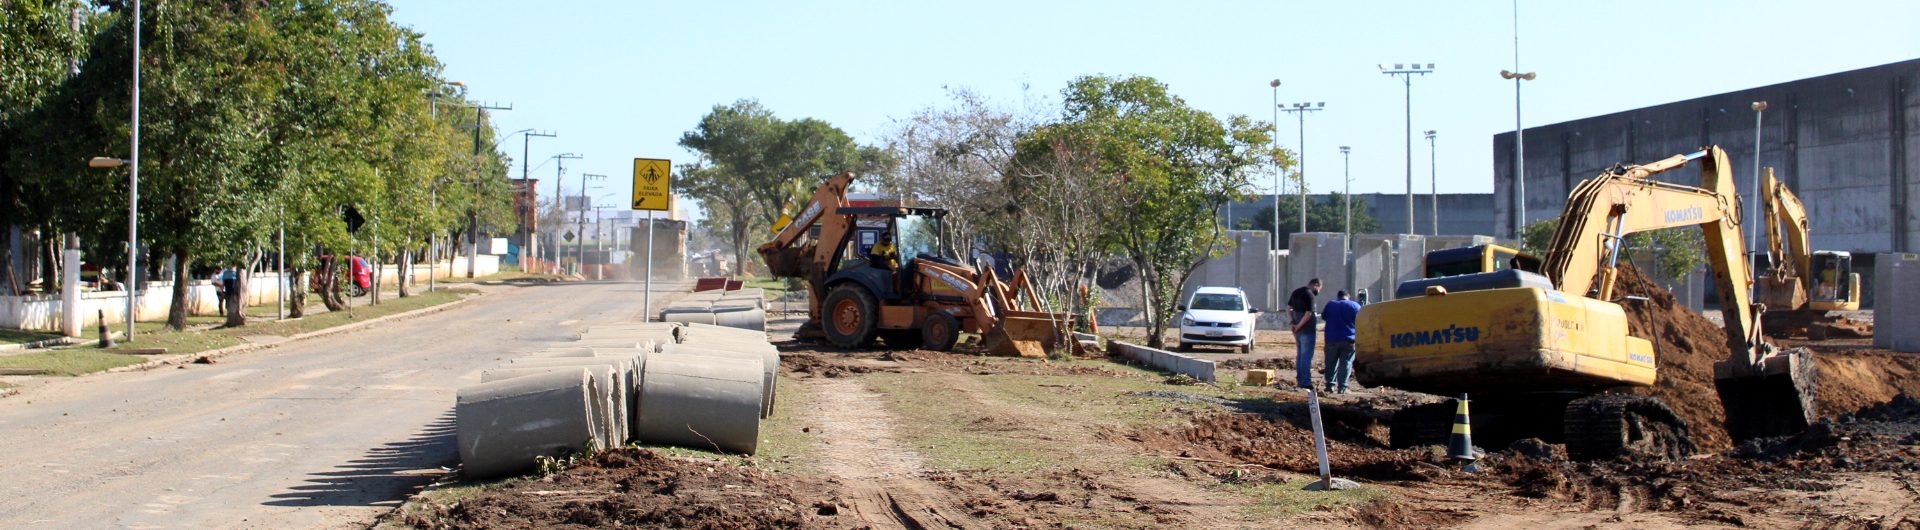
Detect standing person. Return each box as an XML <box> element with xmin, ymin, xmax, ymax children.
<box><xmin>1321</xmin><ymin>290</ymin><xmax>1363</xmax><ymax>394</ymax></box>
<box><xmin>210</xmin><ymin>266</ymin><xmax>229</xmax><ymax>316</ymax></box>
<box><xmin>1287</xmin><ymin>278</ymin><xmax>1323</xmax><ymax>389</ymax></box>
<box><xmin>220</xmin><ymin>266</ymin><xmax>239</xmax><ymax>316</ymax></box>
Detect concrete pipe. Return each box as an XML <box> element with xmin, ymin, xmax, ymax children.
<box><xmin>660</xmin><ymin>343</ymin><xmax>779</xmax><ymax>418</ymax></box>
<box><xmin>592</xmin><ymin>349</ymin><xmax>651</xmax><ymax>442</ymax></box>
<box><xmin>637</xmin><ymin>353</ymin><xmax>765</xmax><ymax>454</ymax></box>
<box><xmin>528</xmin><ymin>347</ymin><xmax>596</xmax><ymax>358</ymax></box>
<box><xmin>683</xmin><ymin>291</ymin><xmax>725</xmax><ymax>302</ymax></box>
<box><xmin>569</xmin><ymin>339</ymin><xmax>656</xmax><ymax>351</ymax></box>
<box><xmin>710</xmin><ymin>306</ymin><xmax>766</xmax><ymax>332</ymax></box>
<box><xmin>720</xmin><ymin>289</ymin><xmax>767</xmax><ymax>310</ymax></box>
<box><xmin>661</xmin><ymin>306</ymin><xmax>717</xmax><ymax>325</ymax></box>
<box><xmin>682</xmin><ymin>322</ymin><xmax>770</xmax><ymax>341</ymax></box>
<box><xmin>504</xmin><ymin>357</ymin><xmax>636</xmax><ymax>444</ymax></box>
<box><xmin>484</xmin><ymin>363</ymin><xmax>619</xmax><ymax>448</ymax></box>
<box><xmin>456</xmin><ymin>369</ymin><xmax>600</xmax><ymax>479</ymax></box>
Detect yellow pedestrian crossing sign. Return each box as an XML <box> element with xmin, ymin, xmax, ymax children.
<box><xmin>632</xmin><ymin>158</ymin><xmax>671</xmax><ymax>211</ymax></box>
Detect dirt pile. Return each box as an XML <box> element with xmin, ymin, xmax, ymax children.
<box><xmin>1130</xmin><ymin>412</ymin><xmax>1439</xmax><ymax>483</ymax></box>
<box><xmin>1612</xmin><ymin>264</ymin><xmax>1739</xmax><ymax>451</ymax></box>
<box><xmin>1810</xmin><ymin>347</ymin><xmax>1920</xmax><ymax>417</ymax></box>
<box><xmin>389</xmin><ymin>449</ymin><xmax>822</xmax><ymax>529</ymax></box>
<box><xmin>1736</xmin><ymin>393</ymin><xmax>1920</xmax><ymax>468</ymax></box>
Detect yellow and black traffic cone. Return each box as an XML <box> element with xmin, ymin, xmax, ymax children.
<box><xmin>1448</xmin><ymin>393</ymin><xmax>1480</xmax><ymax>473</ymax></box>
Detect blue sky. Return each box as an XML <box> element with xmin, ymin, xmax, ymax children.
<box><xmin>387</xmin><ymin>0</ymin><xmax>1920</xmax><ymax>219</ymax></box>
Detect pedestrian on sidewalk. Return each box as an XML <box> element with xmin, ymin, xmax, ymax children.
<box><xmin>1288</xmin><ymin>278</ymin><xmax>1322</xmax><ymax>389</ymax></box>
<box><xmin>221</xmin><ymin>266</ymin><xmax>239</xmax><ymax>315</ymax></box>
<box><xmin>1321</xmin><ymin>290</ymin><xmax>1362</xmax><ymax>394</ymax></box>
<box><xmin>211</xmin><ymin>266</ymin><xmax>229</xmax><ymax>316</ymax></box>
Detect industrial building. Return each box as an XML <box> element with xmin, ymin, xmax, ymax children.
<box><xmin>1492</xmin><ymin>58</ymin><xmax>1918</xmax><ymax>255</ymax></box>
<box><xmin>1224</xmin><ymin>192</ymin><xmax>1495</xmax><ymax>244</ymax></box>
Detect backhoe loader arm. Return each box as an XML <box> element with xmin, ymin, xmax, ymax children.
<box><xmin>1760</xmin><ymin>168</ymin><xmax>1812</xmax><ymax>281</ymax></box>
<box><xmin>757</xmin><ymin>171</ymin><xmax>857</xmax><ymax>278</ymax></box>
<box><xmin>1538</xmin><ymin>147</ymin><xmax>1770</xmax><ymax>369</ymax></box>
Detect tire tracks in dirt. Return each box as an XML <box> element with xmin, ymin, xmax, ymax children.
<box><xmin>803</xmin><ymin>376</ymin><xmax>978</xmax><ymax>529</ymax></box>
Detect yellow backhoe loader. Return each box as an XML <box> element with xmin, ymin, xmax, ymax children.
<box><xmin>1753</xmin><ymin>168</ymin><xmax>1871</xmax><ymax>339</ymax></box>
<box><xmin>1356</xmin><ymin>147</ymin><xmax>1815</xmax><ymax>460</ymax></box>
<box><xmin>757</xmin><ymin>172</ymin><xmax>1070</xmax><ymax>356</ymax></box>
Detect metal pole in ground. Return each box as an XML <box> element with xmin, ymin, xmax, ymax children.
<box><xmin>644</xmin><ymin>210</ymin><xmax>654</xmax><ymax>323</ymax></box>
<box><xmin>1302</xmin><ymin>388</ymin><xmax>1359</xmax><ymax>491</ymax></box>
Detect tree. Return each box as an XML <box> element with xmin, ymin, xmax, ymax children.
<box><xmin>1246</xmin><ymin>193</ymin><xmax>1381</xmax><ymax>248</ymax></box>
<box><xmin>0</xmin><ymin>0</ymin><xmax>93</xmax><ymax>295</ymax></box>
<box><xmin>1016</xmin><ymin>75</ymin><xmax>1279</xmax><ymax>348</ymax></box>
<box><xmin>673</xmin><ymin>161</ymin><xmax>759</xmax><ymax>276</ymax></box>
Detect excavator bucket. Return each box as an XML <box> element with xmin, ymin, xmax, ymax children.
<box><xmin>761</xmin><ymin>244</ymin><xmax>811</xmax><ymax>278</ymax></box>
<box><xmin>983</xmin><ymin>311</ymin><xmax>1073</xmax><ymax>358</ymax></box>
<box><xmin>1714</xmin><ymin>347</ymin><xmax>1817</xmax><ymax>443</ymax></box>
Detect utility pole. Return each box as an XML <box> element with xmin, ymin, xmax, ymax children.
<box><xmin>1340</xmin><ymin>146</ymin><xmax>1353</xmax><ymax>241</ymax></box>
<box><xmin>466</xmin><ymin>101</ymin><xmax>512</xmax><ymax>278</ymax></box>
<box><xmin>550</xmin><ymin>153</ymin><xmax>582</xmax><ymax>274</ymax></box>
<box><xmin>1425</xmin><ymin>130</ymin><xmax>1439</xmax><ymax>235</ymax></box>
<box><xmin>128</xmin><ymin>0</ymin><xmax>141</xmax><ymax>339</ymax></box>
<box><xmin>1751</xmin><ymin>101</ymin><xmax>1769</xmax><ymax>267</ymax></box>
<box><xmin>577</xmin><ymin>173</ymin><xmax>607</xmax><ymax>276</ymax></box>
<box><xmin>521</xmin><ymin>130</ymin><xmax>555</xmax><ymax>272</ymax></box>
<box><xmin>1282</xmin><ymin>102</ymin><xmax>1325</xmax><ymax>234</ymax></box>
<box><xmin>1380</xmin><ymin>63</ymin><xmax>1434</xmax><ymax>235</ymax></box>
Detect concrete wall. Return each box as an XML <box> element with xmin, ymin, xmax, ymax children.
<box><xmin>1223</xmin><ymin>193</ymin><xmax>1496</xmax><ymax>241</ymax></box>
<box><xmin>1493</xmin><ymin>59</ymin><xmax>1919</xmax><ymax>255</ymax></box>
<box><xmin>1181</xmin><ymin>230</ymin><xmax>1276</xmax><ymax>310</ymax></box>
<box><xmin>1108</xmin><ymin>340</ymin><xmax>1216</xmax><ymax>382</ymax></box>
<box><xmin>1875</xmin><ymin>253</ymin><xmax>1919</xmax><ymax>352</ymax></box>
<box><xmin>1350</xmin><ymin>234</ymin><xmax>1425</xmax><ymax>302</ymax></box>
<box><xmin>1287</xmin><ymin>232</ymin><xmax>1349</xmax><ymax>298</ymax></box>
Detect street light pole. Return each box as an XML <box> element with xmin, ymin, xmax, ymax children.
<box><xmin>1502</xmin><ymin>67</ymin><xmax>1538</xmax><ymax>237</ymax></box>
<box><xmin>1281</xmin><ymin>102</ymin><xmax>1325</xmax><ymax>234</ymax></box>
<box><xmin>1425</xmin><ymin>130</ymin><xmax>1438</xmax><ymax>235</ymax></box>
<box><xmin>127</xmin><ymin>0</ymin><xmax>141</xmax><ymax>339</ymax></box>
<box><xmin>1340</xmin><ymin>146</ymin><xmax>1353</xmax><ymax>241</ymax></box>
<box><xmin>1381</xmin><ymin>63</ymin><xmax>1434</xmax><ymax>235</ymax></box>
<box><xmin>1268</xmin><ymin>79</ymin><xmax>1281</xmax><ymax>249</ymax></box>
<box><xmin>521</xmin><ymin>130</ymin><xmax>555</xmax><ymax>272</ymax></box>
<box><xmin>1751</xmin><ymin>101</ymin><xmax>1769</xmax><ymax>263</ymax></box>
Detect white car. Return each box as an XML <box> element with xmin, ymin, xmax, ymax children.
<box><xmin>1176</xmin><ymin>287</ymin><xmax>1260</xmax><ymax>353</ymax></box>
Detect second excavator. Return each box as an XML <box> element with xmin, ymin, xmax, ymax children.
<box><xmin>1356</xmin><ymin>146</ymin><xmax>1816</xmax><ymax>460</ymax></box>
<box><xmin>1752</xmin><ymin>168</ymin><xmax>1872</xmax><ymax>339</ymax></box>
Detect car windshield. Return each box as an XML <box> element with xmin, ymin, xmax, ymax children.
<box><xmin>1190</xmin><ymin>293</ymin><xmax>1244</xmax><ymax>311</ymax></box>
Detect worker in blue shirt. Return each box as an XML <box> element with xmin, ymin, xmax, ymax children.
<box><xmin>1320</xmin><ymin>290</ymin><xmax>1363</xmax><ymax>394</ymax></box>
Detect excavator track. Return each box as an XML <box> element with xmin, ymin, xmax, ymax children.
<box><xmin>1563</xmin><ymin>394</ymin><xmax>1695</xmax><ymax>461</ymax></box>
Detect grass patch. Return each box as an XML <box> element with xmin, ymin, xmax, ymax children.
<box><xmin>0</xmin><ymin>328</ymin><xmax>61</xmax><ymax>345</ymax></box>
<box><xmin>861</xmin><ymin>357</ymin><xmax>1262</xmax><ymax>474</ymax></box>
<box><xmin>0</xmin><ymin>349</ymin><xmax>146</xmax><ymax>376</ymax></box>
<box><xmin>1227</xmin><ymin>477</ymin><xmax>1384</xmax><ymax>518</ymax></box>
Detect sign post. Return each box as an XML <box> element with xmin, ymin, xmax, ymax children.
<box><xmin>632</xmin><ymin>158</ymin><xmax>671</xmax><ymax>322</ymax></box>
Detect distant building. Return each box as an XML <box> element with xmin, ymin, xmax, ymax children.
<box><xmin>1223</xmin><ymin>192</ymin><xmax>1496</xmax><ymax>243</ymax></box>
<box><xmin>1493</xmin><ymin>58</ymin><xmax>1919</xmax><ymax>255</ymax></box>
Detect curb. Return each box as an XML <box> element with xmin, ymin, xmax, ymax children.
<box><xmin>0</xmin><ymin>336</ymin><xmax>86</xmax><ymax>352</ymax></box>
<box><xmin>104</xmin><ymin>295</ymin><xmax>481</xmax><ymax>374</ymax></box>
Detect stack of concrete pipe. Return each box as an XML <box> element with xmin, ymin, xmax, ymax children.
<box><xmin>660</xmin><ymin>288</ymin><xmax>766</xmax><ymax>330</ymax></box>
<box><xmin>453</xmin><ymin>320</ymin><xmax>779</xmax><ymax>479</ymax></box>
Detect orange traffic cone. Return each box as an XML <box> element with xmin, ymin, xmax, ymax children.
<box><xmin>1448</xmin><ymin>393</ymin><xmax>1480</xmax><ymax>473</ymax></box>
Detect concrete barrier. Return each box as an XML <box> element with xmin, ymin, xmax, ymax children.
<box><xmin>637</xmin><ymin>353</ymin><xmax>765</xmax><ymax>454</ymax></box>
<box><xmin>661</xmin><ymin>343</ymin><xmax>779</xmax><ymax>418</ymax></box>
<box><xmin>456</xmin><ymin>370</ymin><xmax>600</xmax><ymax>479</ymax></box>
<box><xmin>1108</xmin><ymin>340</ymin><xmax>1216</xmax><ymax>383</ymax></box>
<box><xmin>1877</xmin><ymin>253</ymin><xmax>1919</xmax><ymax>352</ymax></box>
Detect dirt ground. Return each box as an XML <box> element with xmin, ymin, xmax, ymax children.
<box><xmin>387</xmin><ymin>294</ymin><xmax>1920</xmax><ymax>529</ymax></box>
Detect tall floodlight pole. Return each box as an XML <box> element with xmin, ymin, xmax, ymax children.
<box><xmin>1339</xmin><ymin>146</ymin><xmax>1353</xmax><ymax>241</ymax></box>
<box><xmin>1503</xmin><ymin>0</ymin><xmax>1536</xmax><ymax>238</ymax></box>
<box><xmin>1750</xmin><ymin>101</ymin><xmax>1768</xmax><ymax>268</ymax></box>
<box><xmin>1269</xmin><ymin>79</ymin><xmax>1281</xmax><ymax>248</ymax></box>
<box><xmin>1380</xmin><ymin>63</ymin><xmax>1434</xmax><ymax>235</ymax></box>
<box><xmin>550</xmin><ymin>153</ymin><xmax>582</xmax><ymax>273</ymax></box>
<box><xmin>1425</xmin><ymin>130</ymin><xmax>1439</xmax><ymax>235</ymax></box>
<box><xmin>521</xmin><ymin>130</ymin><xmax>556</xmax><ymax>272</ymax></box>
<box><xmin>1282</xmin><ymin>102</ymin><xmax>1325</xmax><ymax>234</ymax></box>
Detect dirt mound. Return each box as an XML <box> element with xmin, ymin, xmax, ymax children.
<box><xmin>1130</xmin><ymin>412</ymin><xmax>1438</xmax><ymax>483</ymax></box>
<box><xmin>1612</xmin><ymin>264</ymin><xmax>1739</xmax><ymax>451</ymax></box>
<box><xmin>390</xmin><ymin>449</ymin><xmax>821</xmax><ymax>529</ymax></box>
<box><xmin>1736</xmin><ymin>394</ymin><xmax>1920</xmax><ymax>468</ymax></box>
<box><xmin>1812</xmin><ymin>348</ymin><xmax>1920</xmax><ymax>417</ymax></box>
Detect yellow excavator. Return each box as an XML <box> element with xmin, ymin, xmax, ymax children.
<box><xmin>757</xmin><ymin>172</ymin><xmax>1069</xmax><ymax>356</ymax></box>
<box><xmin>1753</xmin><ymin>168</ymin><xmax>1871</xmax><ymax>339</ymax></box>
<box><xmin>1356</xmin><ymin>147</ymin><xmax>1815</xmax><ymax>460</ymax></box>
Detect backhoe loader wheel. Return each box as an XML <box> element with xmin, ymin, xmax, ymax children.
<box><xmin>822</xmin><ymin>283</ymin><xmax>878</xmax><ymax>349</ymax></box>
<box><xmin>922</xmin><ymin>312</ymin><xmax>961</xmax><ymax>352</ymax></box>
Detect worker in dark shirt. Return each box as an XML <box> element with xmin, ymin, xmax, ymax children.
<box><xmin>1321</xmin><ymin>290</ymin><xmax>1363</xmax><ymax>394</ymax></box>
<box><xmin>1287</xmin><ymin>278</ymin><xmax>1322</xmax><ymax>389</ymax></box>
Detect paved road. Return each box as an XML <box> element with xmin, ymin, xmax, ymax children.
<box><xmin>0</xmin><ymin>281</ymin><xmax>677</xmax><ymax>529</ymax></box>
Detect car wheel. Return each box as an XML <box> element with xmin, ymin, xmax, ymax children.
<box><xmin>1240</xmin><ymin>343</ymin><xmax>1253</xmax><ymax>354</ymax></box>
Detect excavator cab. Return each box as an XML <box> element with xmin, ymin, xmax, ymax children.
<box><xmin>1807</xmin><ymin>251</ymin><xmax>1860</xmax><ymax>311</ymax></box>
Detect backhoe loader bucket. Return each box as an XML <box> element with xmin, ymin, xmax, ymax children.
<box><xmin>760</xmin><ymin>244</ymin><xmax>811</xmax><ymax>278</ymax></box>
<box><xmin>1714</xmin><ymin>346</ymin><xmax>1817</xmax><ymax>443</ymax></box>
<box><xmin>983</xmin><ymin>311</ymin><xmax>1074</xmax><ymax>358</ymax></box>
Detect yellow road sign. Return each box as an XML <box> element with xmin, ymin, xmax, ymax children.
<box><xmin>632</xmin><ymin>158</ymin><xmax>671</xmax><ymax>211</ymax></box>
